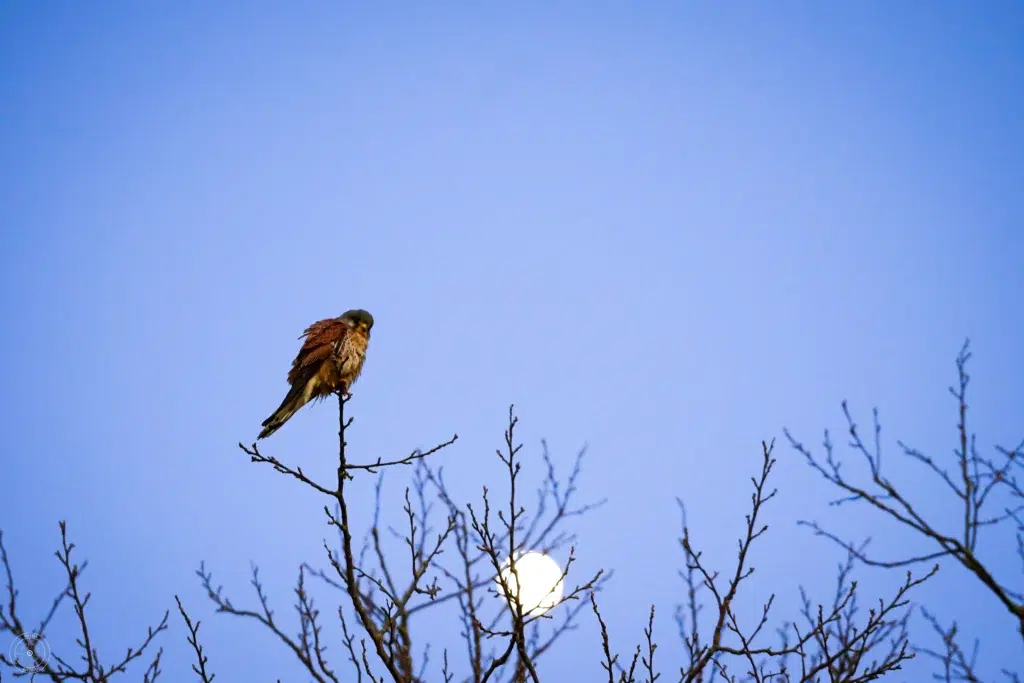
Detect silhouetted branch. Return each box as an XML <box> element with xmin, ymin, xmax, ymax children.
<box><xmin>344</xmin><ymin>437</ymin><xmax>459</xmax><ymax>474</ymax></box>
<box><xmin>198</xmin><ymin>562</ymin><xmax>339</xmax><ymax>683</ymax></box>
<box><xmin>175</xmin><ymin>596</ymin><xmax>215</xmax><ymax>683</ymax></box>
<box><xmin>0</xmin><ymin>522</ymin><xmax>168</xmax><ymax>682</ymax></box>
<box><xmin>407</xmin><ymin>440</ymin><xmax>606</xmax><ymax>621</ymax></box>
<box><xmin>465</xmin><ymin>406</ymin><xmax>605</xmax><ymax>683</ymax></box>
<box><xmin>785</xmin><ymin>340</ymin><xmax>1024</xmax><ymax>678</ymax></box>
<box><xmin>914</xmin><ymin>608</ymin><xmax>983</xmax><ymax>682</ymax></box>
<box><xmin>216</xmin><ymin>393</ymin><xmax>607</xmax><ymax>682</ymax></box>
<box><xmin>591</xmin><ymin>594</ymin><xmax>642</xmax><ymax>683</ymax></box>
<box><xmin>650</xmin><ymin>441</ymin><xmax>928</xmax><ymax>682</ymax></box>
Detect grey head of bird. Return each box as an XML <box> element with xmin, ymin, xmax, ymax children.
<box><xmin>341</xmin><ymin>308</ymin><xmax>374</xmax><ymax>333</ymax></box>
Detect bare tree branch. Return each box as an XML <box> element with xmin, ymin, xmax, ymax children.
<box><xmin>785</xmin><ymin>340</ymin><xmax>1023</xmax><ymax>679</ymax></box>
<box><xmin>0</xmin><ymin>522</ymin><xmax>168</xmax><ymax>682</ymax></box>
<box><xmin>175</xmin><ymin>596</ymin><xmax>215</xmax><ymax>683</ymax></box>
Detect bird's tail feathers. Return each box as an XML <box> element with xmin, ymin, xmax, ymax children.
<box><xmin>259</xmin><ymin>385</ymin><xmax>307</xmax><ymax>439</ymax></box>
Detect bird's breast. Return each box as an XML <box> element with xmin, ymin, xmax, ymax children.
<box><xmin>336</xmin><ymin>331</ymin><xmax>369</xmax><ymax>379</ymax></box>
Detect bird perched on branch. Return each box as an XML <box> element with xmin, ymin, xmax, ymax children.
<box><xmin>258</xmin><ymin>309</ymin><xmax>374</xmax><ymax>439</ymax></box>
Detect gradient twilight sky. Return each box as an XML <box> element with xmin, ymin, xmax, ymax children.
<box><xmin>2</xmin><ymin>2</ymin><xmax>1022</xmax><ymax>680</ymax></box>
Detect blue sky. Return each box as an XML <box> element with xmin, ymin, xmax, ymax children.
<box><xmin>1</xmin><ymin>2</ymin><xmax>1022</xmax><ymax>680</ymax></box>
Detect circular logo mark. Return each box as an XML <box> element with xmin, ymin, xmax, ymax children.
<box><xmin>9</xmin><ymin>633</ymin><xmax>50</xmax><ymax>673</ymax></box>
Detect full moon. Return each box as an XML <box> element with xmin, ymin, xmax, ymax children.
<box><xmin>496</xmin><ymin>551</ymin><xmax>565</xmax><ymax>616</ymax></box>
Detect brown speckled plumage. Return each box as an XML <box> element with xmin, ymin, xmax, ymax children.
<box><xmin>259</xmin><ymin>309</ymin><xmax>373</xmax><ymax>439</ymax></box>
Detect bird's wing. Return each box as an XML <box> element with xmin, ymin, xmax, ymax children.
<box><xmin>287</xmin><ymin>317</ymin><xmax>348</xmax><ymax>385</ymax></box>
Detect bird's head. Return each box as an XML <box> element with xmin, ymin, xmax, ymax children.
<box><xmin>342</xmin><ymin>309</ymin><xmax>374</xmax><ymax>334</ymax></box>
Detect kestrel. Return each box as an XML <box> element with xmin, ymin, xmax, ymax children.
<box><xmin>258</xmin><ymin>309</ymin><xmax>374</xmax><ymax>439</ymax></box>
